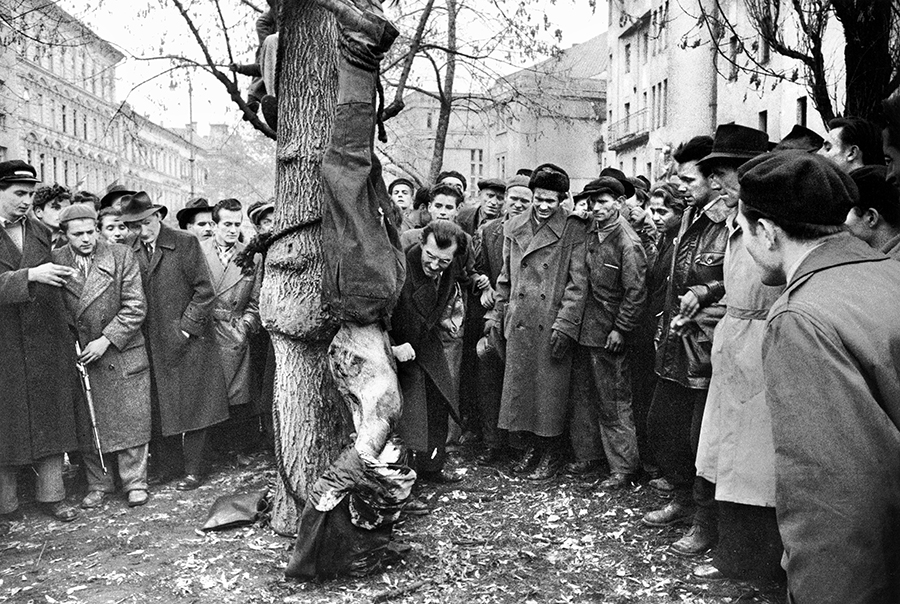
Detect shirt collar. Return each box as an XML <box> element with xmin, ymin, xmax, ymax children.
<box><xmin>0</xmin><ymin>214</ymin><xmax>26</xmax><ymax>228</ymax></box>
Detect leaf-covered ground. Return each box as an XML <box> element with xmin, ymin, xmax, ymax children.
<box><xmin>0</xmin><ymin>443</ymin><xmax>785</xmax><ymax>604</ymax></box>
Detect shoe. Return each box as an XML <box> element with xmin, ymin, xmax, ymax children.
<box><xmin>0</xmin><ymin>519</ymin><xmax>9</xmax><ymax>538</ymax></box>
<box><xmin>42</xmin><ymin>501</ymin><xmax>78</xmax><ymax>522</ymax></box>
<box><xmin>511</xmin><ymin>447</ymin><xmax>539</xmax><ymax>474</ymax></box>
<box><xmin>127</xmin><ymin>490</ymin><xmax>149</xmax><ymax>508</ymax></box>
<box><xmin>599</xmin><ymin>472</ymin><xmax>634</xmax><ymax>490</ymax></box>
<box><xmin>175</xmin><ymin>474</ymin><xmax>204</xmax><ymax>491</ymax></box>
<box><xmin>525</xmin><ymin>450</ymin><xmax>563</xmax><ymax>480</ymax></box>
<box><xmin>642</xmin><ymin>500</ymin><xmax>694</xmax><ymax>527</ymax></box>
<box><xmin>418</xmin><ymin>470</ymin><xmax>463</xmax><ymax>485</ymax></box>
<box><xmin>401</xmin><ymin>496</ymin><xmax>431</xmax><ymax>516</ymax></box>
<box><xmin>693</xmin><ymin>563</ymin><xmax>726</xmax><ymax>581</ymax></box>
<box><xmin>649</xmin><ymin>477</ymin><xmax>677</xmax><ymax>492</ymax></box>
<box><xmin>475</xmin><ymin>447</ymin><xmax>504</xmax><ymax>465</ymax></box>
<box><xmin>669</xmin><ymin>522</ymin><xmax>718</xmax><ymax>557</ymax></box>
<box><xmin>563</xmin><ymin>460</ymin><xmax>601</xmax><ymax>476</ymax></box>
<box><xmin>459</xmin><ymin>431</ymin><xmax>481</xmax><ymax>445</ymax></box>
<box><xmin>80</xmin><ymin>491</ymin><xmax>106</xmax><ymax>509</ymax></box>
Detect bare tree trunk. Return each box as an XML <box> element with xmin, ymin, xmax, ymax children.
<box><xmin>427</xmin><ymin>0</ymin><xmax>458</xmax><ymax>182</ymax></box>
<box><xmin>263</xmin><ymin>0</ymin><xmax>350</xmax><ymax>536</ymax></box>
<box><xmin>834</xmin><ymin>0</ymin><xmax>892</xmax><ymax>121</ymax></box>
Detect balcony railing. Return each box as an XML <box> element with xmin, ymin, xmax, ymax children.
<box><xmin>608</xmin><ymin>107</ymin><xmax>650</xmax><ymax>150</ymax></box>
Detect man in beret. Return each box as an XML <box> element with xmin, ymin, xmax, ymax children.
<box><xmin>120</xmin><ymin>192</ymin><xmax>228</xmax><ymax>491</ymax></box>
<box><xmin>846</xmin><ymin>165</ymin><xmax>900</xmax><ymax>260</ymax></box>
<box><xmin>643</xmin><ymin>135</ymin><xmax>730</xmax><ymax>544</ymax></box>
<box><xmin>53</xmin><ymin>204</ymin><xmax>152</xmax><ymax>509</ymax></box>
<box><xmin>492</xmin><ymin>163</ymin><xmax>588</xmax><ymax>479</ymax></box>
<box><xmin>691</xmin><ymin>124</ymin><xmax>785</xmax><ymax>581</ymax></box>
<box><xmin>473</xmin><ymin>175</ymin><xmax>533</xmax><ymax>464</ymax></box>
<box><xmin>0</xmin><ymin>160</ymin><xmax>81</xmax><ymax>526</ymax></box>
<box><xmin>738</xmin><ymin>150</ymin><xmax>900</xmax><ymax>604</ymax></box>
<box><xmin>556</xmin><ymin>176</ymin><xmax>647</xmax><ymax>489</ymax></box>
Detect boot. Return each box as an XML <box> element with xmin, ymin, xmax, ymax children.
<box><xmin>525</xmin><ymin>449</ymin><xmax>562</xmax><ymax>480</ymax></box>
<box><xmin>511</xmin><ymin>446</ymin><xmax>539</xmax><ymax>474</ymax></box>
<box><xmin>669</xmin><ymin>517</ymin><xmax>718</xmax><ymax>557</ymax></box>
<box><xmin>641</xmin><ymin>500</ymin><xmax>694</xmax><ymax>527</ymax></box>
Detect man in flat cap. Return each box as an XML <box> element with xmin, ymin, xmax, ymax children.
<box><xmin>53</xmin><ymin>204</ymin><xmax>152</xmax><ymax>509</ymax></box>
<box><xmin>556</xmin><ymin>176</ymin><xmax>647</xmax><ymax>489</ymax></box>
<box><xmin>0</xmin><ymin>160</ymin><xmax>81</xmax><ymax>527</ymax></box>
<box><xmin>493</xmin><ymin>163</ymin><xmax>588</xmax><ymax>479</ymax></box>
<box><xmin>457</xmin><ymin>178</ymin><xmax>505</xmax><ymax>237</ymax></box>
<box><xmin>738</xmin><ymin>150</ymin><xmax>900</xmax><ymax>604</ymax></box>
<box><xmin>120</xmin><ymin>192</ymin><xmax>228</xmax><ymax>491</ymax></box>
<box><xmin>845</xmin><ymin>165</ymin><xmax>900</xmax><ymax>260</ymax></box>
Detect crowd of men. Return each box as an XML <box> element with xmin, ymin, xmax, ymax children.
<box><xmin>0</xmin><ymin>173</ymin><xmax>275</xmax><ymax>524</ymax></box>
<box><xmin>4</xmin><ymin>92</ymin><xmax>900</xmax><ymax>602</ymax></box>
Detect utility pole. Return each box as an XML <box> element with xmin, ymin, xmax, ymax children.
<box><xmin>188</xmin><ymin>72</ymin><xmax>195</xmax><ymax>198</ymax></box>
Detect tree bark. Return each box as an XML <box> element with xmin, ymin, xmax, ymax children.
<box><xmin>427</xmin><ymin>0</ymin><xmax>458</xmax><ymax>182</ymax></box>
<box><xmin>833</xmin><ymin>0</ymin><xmax>892</xmax><ymax>121</ymax></box>
<box><xmin>263</xmin><ymin>0</ymin><xmax>351</xmax><ymax>536</ymax></box>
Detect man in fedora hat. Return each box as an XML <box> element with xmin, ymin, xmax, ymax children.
<box><xmin>53</xmin><ymin>204</ymin><xmax>152</xmax><ymax>510</ymax></box>
<box><xmin>0</xmin><ymin>160</ymin><xmax>81</xmax><ymax>527</ymax></box>
<box><xmin>177</xmin><ymin>198</ymin><xmax>215</xmax><ymax>241</ymax></box>
<box><xmin>688</xmin><ymin>124</ymin><xmax>786</xmax><ymax>581</ymax></box>
<box><xmin>557</xmin><ymin>176</ymin><xmax>647</xmax><ymax>490</ymax></box>
<box><xmin>737</xmin><ymin>150</ymin><xmax>900</xmax><ymax>604</ymax></box>
<box><xmin>120</xmin><ymin>191</ymin><xmax>228</xmax><ymax>491</ymax></box>
<box><xmin>99</xmin><ymin>184</ymin><xmax>136</xmax><ymax>211</ymax></box>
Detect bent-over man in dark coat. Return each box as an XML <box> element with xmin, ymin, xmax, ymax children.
<box><xmin>0</xmin><ymin>160</ymin><xmax>80</xmax><ymax>525</ymax></box>
<box><xmin>120</xmin><ymin>192</ymin><xmax>228</xmax><ymax>492</ymax></box>
<box><xmin>390</xmin><ymin>219</ymin><xmax>469</xmax><ymax>484</ymax></box>
<box><xmin>54</xmin><ymin>204</ymin><xmax>152</xmax><ymax>509</ymax></box>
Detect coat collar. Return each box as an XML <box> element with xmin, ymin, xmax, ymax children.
<box><xmin>201</xmin><ymin>237</ymin><xmax>246</xmax><ymax>293</ymax></box>
<box><xmin>133</xmin><ymin>223</ymin><xmax>177</xmax><ymax>274</ymax></box>
<box><xmin>787</xmin><ymin>232</ymin><xmax>890</xmax><ymax>291</ymax></box>
<box><xmin>58</xmin><ymin>240</ymin><xmax>116</xmax><ymax>317</ymax></box>
<box><xmin>508</xmin><ymin>205</ymin><xmax>567</xmax><ymax>257</ymax></box>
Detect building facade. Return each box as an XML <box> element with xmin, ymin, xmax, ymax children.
<box><xmin>380</xmin><ymin>33</ymin><xmax>607</xmax><ymax>195</ymax></box>
<box><xmin>606</xmin><ymin>0</ymin><xmax>838</xmax><ymax>181</ymax></box>
<box><xmin>0</xmin><ymin>0</ymin><xmax>206</xmax><ymax>216</ymax></box>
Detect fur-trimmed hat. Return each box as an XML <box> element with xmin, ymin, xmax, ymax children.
<box><xmin>529</xmin><ymin>163</ymin><xmax>569</xmax><ymax>194</ymax></box>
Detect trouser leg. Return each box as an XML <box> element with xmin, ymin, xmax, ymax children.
<box><xmin>648</xmin><ymin>380</ymin><xmax>702</xmax><ymax>504</ymax></box>
<box><xmin>568</xmin><ymin>346</ymin><xmax>602</xmax><ymax>462</ymax></box>
<box><xmin>0</xmin><ymin>466</ymin><xmax>19</xmax><ymax>514</ymax></box>
<box><xmin>34</xmin><ymin>455</ymin><xmax>65</xmax><ymax>504</ymax></box>
<box><xmin>417</xmin><ymin>378</ymin><xmax>449</xmax><ymax>474</ymax></box>
<box><xmin>151</xmin><ymin>434</ymin><xmax>184</xmax><ymax>477</ymax></box>
<box><xmin>183</xmin><ymin>429</ymin><xmax>208</xmax><ymax>477</ymax></box>
<box><xmin>592</xmin><ymin>347</ymin><xmax>640</xmax><ymax>475</ymax></box>
<box><xmin>477</xmin><ymin>349</ymin><xmax>504</xmax><ymax>449</ymax></box>
<box><xmin>117</xmin><ymin>444</ymin><xmax>150</xmax><ymax>492</ymax></box>
<box><xmin>440</xmin><ymin>332</ymin><xmax>463</xmax><ymax>443</ymax></box>
<box><xmin>83</xmin><ymin>452</ymin><xmax>116</xmax><ymax>493</ymax></box>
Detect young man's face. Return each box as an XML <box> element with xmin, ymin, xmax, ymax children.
<box><xmin>391</xmin><ymin>184</ymin><xmax>413</xmax><ymax>211</ymax></box>
<box><xmin>100</xmin><ymin>215</ymin><xmax>129</xmax><ymax>244</ymax></box>
<box><xmin>591</xmin><ymin>192</ymin><xmax>619</xmax><ymax>225</ymax></box>
<box><xmin>532</xmin><ymin>187</ymin><xmax>561</xmax><ymax>222</ymax></box>
<box><xmin>34</xmin><ymin>197</ymin><xmax>72</xmax><ymax>229</ymax></box>
<box><xmin>428</xmin><ymin>194</ymin><xmax>460</xmax><ymax>221</ymax></box>
<box><xmin>420</xmin><ymin>232</ymin><xmax>458</xmax><ymax>280</ymax></box>
<box><xmin>257</xmin><ymin>210</ymin><xmax>274</xmax><ymax>236</ymax></box>
<box><xmin>505</xmin><ymin>186</ymin><xmax>533</xmax><ymax>217</ymax></box>
<box><xmin>214</xmin><ymin>208</ymin><xmax>243</xmax><ymax>247</ymax></box>
<box><xmin>187</xmin><ymin>211</ymin><xmax>214</xmax><ymax>240</ymax></box>
<box><xmin>819</xmin><ymin>127</ymin><xmax>855</xmax><ymax>173</ymax></box>
<box><xmin>737</xmin><ymin>202</ymin><xmax>786</xmax><ymax>286</ymax></box>
<box><xmin>883</xmin><ymin>129</ymin><xmax>900</xmax><ymax>187</ymax></box>
<box><xmin>479</xmin><ymin>187</ymin><xmax>503</xmax><ymax>219</ymax></box>
<box><xmin>648</xmin><ymin>195</ymin><xmax>681</xmax><ymax>234</ymax></box>
<box><xmin>127</xmin><ymin>212</ymin><xmax>163</xmax><ymax>245</ymax></box>
<box><xmin>709</xmin><ymin>165</ymin><xmax>741</xmax><ymax>208</ymax></box>
<box><xmin>677</xmin><ymin>160</ymin><xmax>714</xmax><ymax>208</ymax></box>
<box><xmin>0</xmin><ymin>182</ymin><xmax>36</xmax><ymax>221</ymax></box>
<box><xmin>64</xmin><ymin>218</ymin><xmax>99</xmax><ymax>257</ymax></box>
<box><xmin>844</xmin><ymin>207</ymin><xmax>875</xmax><ymax>246</ymax></box>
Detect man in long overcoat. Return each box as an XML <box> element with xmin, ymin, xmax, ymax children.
<box><xmin>53</xmin><ymin>204</ymin><xmax>152</xmax><ymax>509</ymax></box>
<box><xmin>493</xmin><ymin>163</ymin><xmax>588</xmax><ymax>480</ymax></box>
<box><xmin>0</xmin><ymin>160</ymin><xmax>80</xmax><ymax>525</ymax></box>
<box><xmin>390</xmin><ymin>220</ymin><xmax>469</xmax><ymax>484</ymax></box>
<box><xmin>120</xmin><ymin>192</ymin><xmax>228</xmax><ymax>491</ymax></box>
<box><xmin>200</xmin><ymin>199</ymin><xmax>262</xmax><ymax>409</ymax></box>
<box><xmin>738</xmin><ymin>150</ymin><xmax>900</xmax><ymax>604</ymax></box>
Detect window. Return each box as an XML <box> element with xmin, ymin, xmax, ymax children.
<box><xmin>64</xmin><ymin>160</ymin><xmax>69</xmax><ymax>185</ymax></box>
<box><xmin>0</xmin><ymin>146</ymin><xmax>6</xmax><ymax>162</ymax></box>
<box><xmin>470</xmin><ymin>149</ymin><xmax>484</xmax><ymax>190</ymax></box>
<box><xmin>643</xmin><ymin>91</ymin><xmax>648</xmax><ymax>113</ymax></box>
<box><xmin>646</xmin><ymin>162</ymin><xmax>653</xmax><ymax>178</ymax></box>
<box><xmin>52</xmin><ymin>157</ymin><xmax>58</xmax><ymax>182</ymax></box>
<box><xmin>39</xmin><ymin>153</ymin><xmax>45</xmax><ymax>181</ymax></box>
<box><xmin>632</xmin><ymin>157</ymin><xmax>638</xmax><ymax>177</ymax></box>
<box><xmin>62</xmin><ymin>104</ymin><xmax>68</xmax><ymax>133</ymax></box>
<box><xmin>426</xmin><ymin>112</ymin><xmax>433</xmax><ymax>129</ymax></box>
<box><xmin>0</xmin><ymin>113</ymin><xmax>6</xmax><ymax>130</ymax></box>
<box><xmin>797</xmin><ymin>97</ymin><xmax>808</xmax><ymax>127</ymax></box>
<box><xmin>50</xmin><ymin>100</ymin><xmax>56</xmax><ymax>129</ymax></box>
<box><xmin>83</xmin><ymin>115</ymin><xmax>88</xmax><ymax>139</ymax></box>
<box><xmin>72</xmin><ymin>109</ymin><xmax>77</xmax><ymax>137</ymax></box>
<box><xmin>496</xmin><ymin>154</ymin><xmax>507</xmax><ymax>179</ymax></box>
<box><xmin>642</xmin><ymin>31</ymin><xmax>649</xmax><ymax>63</ymax></box>
<box><xmin>758</xmin><ymin>110</ymin><xmax>768</xmax><ymax>134</ymax></box>
<box><xmin>662</xmin><ymin>0</ymin><xmax>669</xmax><ymax>48</ymax></box>
<box><xmin>662</xmin><ymin>79</ymin><xmax>668</xmax><ymax>126</ymax></box>
<box><xmin>624</xmin><ymin>102</ymin><xmax>631</xmax><ymax>131</ymax></box>
<box><xmin>729</xmin><ymin>36</ymin><xmax>739</xmax><ymax>81</ymax></box>
<box><xmin>26</xmin><ymin>149</ymin><xmax>32</xmax><ymax>165</ymax></box>
<box><xmin>624</xmin><ymin>43</ymin><xmax>632</xmax><ymax>73</ymax></box>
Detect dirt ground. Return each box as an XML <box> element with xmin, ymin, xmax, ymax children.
<box><xmin>0</xmin><ymin>443</ymin><xmax>786</xmax><ymax>604</ymax></box>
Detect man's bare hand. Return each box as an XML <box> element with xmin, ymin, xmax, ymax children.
<box><xmin>670</xmin><ymin>314</ymin><xmax>696</xmax><ymax>337</ymax></box>
<box><xmin>627</xmin><ymin>206</ymin><xmax>649</xmax><ymax>228</ymax></box>
<box><xmin>28</xmin><ymin>263</ymin><xmax>75</xmax><ymax>287</ymax></box>
<box><xmin>678</xmin><ymin>291</ymin><xmax>700</xmax><ymax>318</ymax></box>
<box><xmin>78</xmin><ymin>336</ymin><xmax>111</xmax><ymax>364</ymax></box>
<box><xmin>473</xmin><ymin>274</ymin><xmax>490</xmax><ymax>290</ymax></box>
<box><xmin>392</xmin><ymin>343</ymin><xmax>416</xmax><ymax>363</ymax></box>
<box><xmin>605</xmin><ymin>329</ymin><xmax>625</xmax><ymax>353</ymax></box>
<box><xmin>480</xmin><ymin>287</ymin><xmax>496</xmax><ymax>309</ymax></box>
